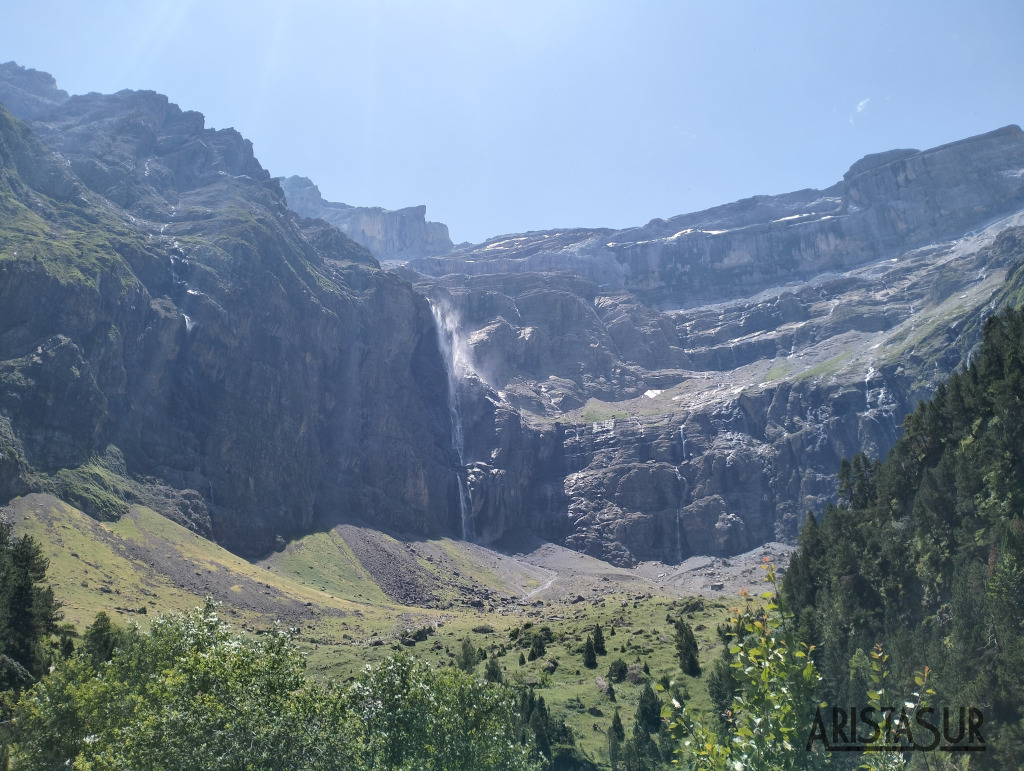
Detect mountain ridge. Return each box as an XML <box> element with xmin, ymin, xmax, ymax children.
<box><xmin>2</xmin><ymin>59</ymin><xmax>1024</xmax><ymax>569</ymax></box>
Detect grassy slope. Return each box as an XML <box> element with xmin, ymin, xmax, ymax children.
<box><xmin>6</xmin><ymin>493</ymin><xmax>736</xmax><ymax>768</ymax></box>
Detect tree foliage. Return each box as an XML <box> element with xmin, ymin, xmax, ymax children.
<box><xmin>782</xmin><ymin>307</ymin><xmax>1024</xmax><ymax>768</ymax></box>
<box><xmin>8</xmin><ymin>600</ymin><xmax>542</xmax><ymax>771</ymax></box>
<box><xmin>0</xmin><ymin>525</ymin><xmax>62</xmax><ymax>692</ymax></box>
<box><xmin>674</xmin><ymin>617</ymin><xmax>701</xmax><ymax>678</ymax></box>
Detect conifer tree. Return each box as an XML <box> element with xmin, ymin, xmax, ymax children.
<box><xmin>593</xmin><ymin>622</ymin><xmax>606</xmax><ymax>655</ymax></box>
<box><xmin>635</xmin><ymin>682</ymin><xmax>661</xmax><ymax>734</ymax></box>
<box><xmin>608</xmin><ymin>708</ymin><xmax>625</xmax><ymax>769</ymax></box>
<box><xmin>0</xmin><ymin>525</ymin><xmax>61</xmax><ymax>691</ymax></box>
<box><xmin>458</xmin><ymin>636</ymin><xmax>478</xmax><ymax>672</ymax></box>
<box><xmin>674</xmin><ymin>617</ymin><xmax>701</xmax><ymax>677</ymax></box>
<box><xmin>527</xmin><ymin>633</ymin><xmax>545</xmax><ymax>661</ymax></box>
<box><xmin>583</xmin><ymin>634</ymin><xmax>597</xmax><ymax>668</ymax></box>
<box><xmin>484</xmin><ymin>655</ymin><xmax>503</xmax><ymax>683</ymax></box>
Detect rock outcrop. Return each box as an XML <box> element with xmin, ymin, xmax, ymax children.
<box><xmin>406</xmin><ymin>126</ymin><xmax>1024</xmax><ymax>564</ymax></box>
<box><xmin>409</xmin><ymin>126</ymin><xmax>1024</xmax><ymax>308</ymax></box>
<box><xmin>280</xmin><ymin>175</ymin><xmax>453</xmax><ymax>261</ymax></box>
<box><xmin>0</xmin><ymin>65</ymin><xmax>463</xmax><ymax>555</ymax></box>
<box><xmin>5</xmin><ymin>60</ymin><xmax>1024</xmax><ymax>569</ymax></box>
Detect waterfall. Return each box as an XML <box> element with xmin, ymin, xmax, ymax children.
<box><xmin>675</xmin><ymin>469</ymin><xmax>689</xmax><ymax>564</ymax></box>
<box><xmin>430</xmin><ymin>300</ymin><xmax>474</xmax><ymax>542</ymax></box>
<box><xmin>679</xmin><ymin>424</ymin><xmax>687</xmax><ymax>460</ymax></box>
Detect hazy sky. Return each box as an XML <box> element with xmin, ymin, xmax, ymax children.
<box><xmin>3</xmin><ymin>1</ymin><xmax>1023</xmax><ymax>243</ymax></box>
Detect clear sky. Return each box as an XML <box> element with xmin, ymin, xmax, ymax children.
<box><xmin>2</xmin><ymin>1</ymin><xmax>1023</xmax><ymax>244</ymax></box>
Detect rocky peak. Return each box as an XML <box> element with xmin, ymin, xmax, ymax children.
<box><xmin>0</xmin><ymin>61</ymin><xmax>69</xmax><ymax>120</ymax></box>
<box><xmin>409</xmin><ymin>126</ymin><xmax>1024</xmax><ymax>309</ymax></box>
<box><xmin>280</xmin><ymin>175</ymin><xmax>454</xmax><ymax>261</ymax></box>
<box><xmin>0</xmin><ymin>72</ymin><xmax>461</xmax><ymax>556</ymax></box>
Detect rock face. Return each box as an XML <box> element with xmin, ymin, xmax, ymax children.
<box><xmin>405</xmin><ymin>126</ymin><xmax>1024</xmax><ymax>564</ymax></box>
<box><xmin>5</xmin><ymin>60</ymin><xmax>1024</xmax><ymax>569</ymax></box>
<box><xmin>0</xmin><ymin>62</ymin><xmax>69</xmax><ymax>120</ymax></box>
<box><xmin>409</xmin><ymin>126</ymin><xmax>1024</xmax><ymax>307</ymax></box>
<box><xmin>280</xmin><ymin>175</ymin><xmax>453</xmax><ymax>261</ymax></box>
<box><xmin>0</xmin><ymin>64</ymin><xmax>462</xmax><ymax>555</ymax></box>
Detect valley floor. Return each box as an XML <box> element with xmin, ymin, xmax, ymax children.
<box><xmin>3</xmin><ymin>493</ymin><xmax>789</xmax><ymax>767</ymax></box>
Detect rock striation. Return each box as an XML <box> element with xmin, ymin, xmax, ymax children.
<box><xmin>280</xmin><ymin>175</ymin><xmax>453</xmax><ymax>261</ymax></box>
<box><xmin>0</xmin><ymin>63</ymin><xmax>463</xmax><ymax>555</ymax></box>
<box><xmin>5</xmin><ymin>60</ymin><xmax>1024</xmax><ymax>569</ymax></box>
<box><xmin>408</xmin><ymin>126</ymin><xmax>1024</xmax><ymax>308</ymax></box>
<box><xmin>405</xmin><ymin>126</ymin><xmax>1024</xmax><ymax>564</ymax></box>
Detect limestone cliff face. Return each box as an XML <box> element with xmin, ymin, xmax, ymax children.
<box><xmin>6</xmin><ymin>60</ymin><xmax>1024</xmax><ymax>569</ymax></box>
<box><xmin>0</xmin><ymin>69</ymin><xmax>460</xmax><ymax>554</ymax></box>
<box><xmin>280</xmin><ymin>175</ymin><xmax>453</xmax><ymax>261</ymax></box>
<box><xmin>0</xmin><ymin>62</ymin><xmax>68</xmax><ymax>120</ymax></box>
<box><xmin>409</xmin><ymin>123</ymin><xmax>1024</xmax><ymax>564</ymax></box>
<box><xmin>410</xmin><ymin>126</ymin><xmax>1024</xmax><ymax>307</ymax></box>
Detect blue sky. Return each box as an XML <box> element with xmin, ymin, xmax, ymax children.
<box><xmin>2</xmin><ymin>1</ymin><xmax>1023</xmax><ymax>243</ymax></box>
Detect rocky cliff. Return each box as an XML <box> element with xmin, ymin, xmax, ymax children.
<box><xmin>5</xmin><ymin>60</ymin><xmax>1024</xmax><ymax>569</ymax></box>
<box><xmin>0</xmin><ymin>62</ymin><xmax>463</xmax><ymax>555</ymax></box>
<box><xmin>408</xmin><ymin>126</ymin><xmax>1024</xmax><ymax>307</ymax></box>
<box><xmin>401</xmin><ymin>126</ymin><xmax>1024</xmax><ymax>564</ymax></box>
<box><xmin>280</xmin><ymin>175</ymin><xmax>453</xmax><ymax>261</ymax></box>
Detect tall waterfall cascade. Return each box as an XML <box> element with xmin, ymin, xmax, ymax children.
<box><xmin>429</xmin><ymin>300</ymin><xmax>475</xmax><ymax>542</ymax></box>
<box><xmin>676</xmin><ymin>423</ymin><xmax>689</xmax><ymax>563</ymax></box>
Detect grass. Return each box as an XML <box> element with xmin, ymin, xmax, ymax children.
<box><xmin>764</xmin><ymin>360</ymin><xmax>792</xmax><ymax>382</ymax></box>
<box><xmin>580</xmin><ymin>401</ymin><xmax>631</xmax><ymax>423</ymax></box>
<box><xmin>9</xmin><ymin>492</ymin><xmax>747</xmax><ymax>768</ymax></box>
<box><xmin>794</xmin><ymin>349</ymin><xmax>854</xmax><ymax>382</ymax></box>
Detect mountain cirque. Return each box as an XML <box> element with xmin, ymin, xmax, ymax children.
<box><xmin>3</xmin><ymin>61</ymin><xmax>1024</xmax><ymax>567</ymax></box>
<box><xmin>398</xmin><ymin>126</ymin><xmax>1024</xmax><ymax>564</ymax></box>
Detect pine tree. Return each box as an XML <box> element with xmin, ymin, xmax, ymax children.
<box><xmin>623</xmin><ymin>714</ymin><xmax>660</xmax><ymax>770</ymax></box>
<box><xmin>81</xmin><ymin>612</ymin><xmax>121</xmax><ymax>666</ymax></box>
<box><xmin>607</xmin><ymin>657</ymin><xmax>628</xmax><ymax>682</ymax></box>
<box><xmin>583</xmin><ymin>635</ymin><xmax>597</xmax><ymax>668</ymax></box>
<box><xmin>484</xmin><ymin>655</ymin><xmax>503</xmax><ymax>683</ymax></box>
<box><xmin>608</xmin><ymin>708</ymin><xmax>625</xmax><ymax>769</ymax></box>
<box><xmin>635</xmin><ymin>683</ymin><xmax>661</xmax><ymax>734</ymax></box>
<box><xmin>674</xmin><ymin>617</ymin><xmax>701</xmax><ymax>677</ymax></box>
<box><xmin>0</xmin><ymin>525</ymin><xmax>61</xmax><ymax>691</ymax></box>
<box><xmin>458</xmin><ymin>636</ymin><xmax>478</xmax><ymax>672</ymax></box>
<box><xmin>527</xmin><ymin>633</ymin><xmax>545</xmax><ymax>661</ymax></box>
<box><xmin>593</xmin><ymin>622</ymin><xmax>606</xmax><ymax>655</ymax></box>
<box><xmin>530</xmin><ymin>697</ymin><xmax>551</xmax><ymax>760</ymax></box>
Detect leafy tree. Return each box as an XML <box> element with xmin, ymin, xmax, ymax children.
<box><xmin>665</xmin><ymin>562</ymin><xmax>824</xmax><ymax>771</ymax></box>
<box><xmin>9</xmin><ymin>601</ymin><xmax>542</xmax><ymax>771</ymax></box>
<box><xmin>674</xmin><ymin>617</ymin><xmax>701</xmax><ymax>677</ymax></box>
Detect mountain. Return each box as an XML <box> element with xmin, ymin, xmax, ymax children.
<box><xmin>0</xmin><ymin>61</ymin><xmax>461</xmax><ymax>555</ymax></box>
<box><xmin>3</xmin><ymin>60</ymin><xmax>1024</xmax><ymax>570</ymax></box>
<box><xmin>280</xmin><ymin>175</ymin><xmax>453</xmax><ymax>260</ymax></box>
<box><xmin>389</xmin><ymin>128</ymin><xmax>1024</xmax><ymax>565</ymax></box>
